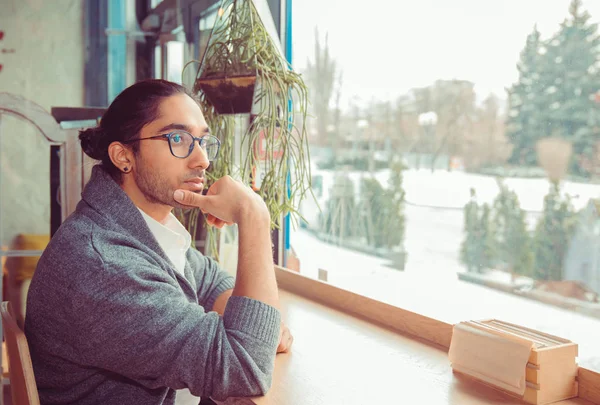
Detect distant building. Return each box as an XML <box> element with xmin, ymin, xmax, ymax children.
<box><xmin>564</xmin><ymin>199</ymin><xmax>600</xmax><ymax>295</ymax></box>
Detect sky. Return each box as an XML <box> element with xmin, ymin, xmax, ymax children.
<box><xmin>291</xmin><ymin>0</ymin><xmax>600</xmax><ymax>110</ymax></box>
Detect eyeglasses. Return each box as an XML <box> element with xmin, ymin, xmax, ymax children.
<box><xmin>122</xmin><ymin>131</ymin><xmax>220</xmax><ymax>160</ymax></box>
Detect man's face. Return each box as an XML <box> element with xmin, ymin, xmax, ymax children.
<box><xmin>132</xmin><ymin>94</ymin><xmax>210</xmax><ymax>209</ymax></box>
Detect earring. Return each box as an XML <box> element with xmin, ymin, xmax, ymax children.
<box><xmin>123</xmin><ymin>167</ymin><xmax>129</xmax><ymax>172</ymax></box>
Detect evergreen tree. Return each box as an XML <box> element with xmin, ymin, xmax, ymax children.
<box><xmin>359</xmin><ymin>176</ymin><xmax>403</xmax><ymax>249</ymax></box>
<box><xmin>321</xmin><ymin>175</ymin><xmax>356</xmax><ymax>241</ymax></box>
<box><xmin>460</xmin><ymin>189</ymin><xmax>481</xmax><ymax>272</ymax></box>
<box><xmin>533</xmin><ymin>182</ymin><xmax>576</xmax><ymax>281</ymax></box>
<box><xmin>507</xmin><ymin>1</ymin><xmax>600</xmax><ymax>175</ymax></box>
<box><xmin>479</xmin><ymin>203</ymin><xmax>497</xmax><ymax>271</ymax></box>
<box><xmin>492</xmin><ymin>179</ymin><xmax>534</xmax><ymax>279</ymax></box>
<box><xmin>460</xmin><ymin>189</ymin><xmax>496</xmax><ymax>273</ymax></box>
<box><xmin>506</xmin><ymin>25</ymin><xmax>550</xmax><ymax>166</ymax></box>
<box><xmin>544</xmin><ymin>0</ymin><xmax>600</xmax><ymax>176</ymax></box>
<box><xmin>387</xmin><ymin>159</ymin><xmax>406</xmax><ymax>247</ymax></box>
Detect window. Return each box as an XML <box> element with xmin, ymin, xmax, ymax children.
<box><xmin>165</xmin><ymin>41</ymin><xmax>185</xmax><ymax>83</ymax></box>
<box><xmin>154</xmin><ymin>45</ymin><xmax>162</xmax><ymax>79</ymax></box>
<box><xmin>108</xmin><ymin>0</ymin><xmax>127</xmax><ymax>102</ymax></box>
<box><xmin>198</xmin><ymin>7</ymin><xmax>218</xmax><ymax>61</ymax></box>
<box><xmin>291</xmin><ymin>0</ymin><xmax>600</xmax><ymax>372</ymax></box>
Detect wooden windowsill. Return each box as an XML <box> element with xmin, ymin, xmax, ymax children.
<box><xmin>214</xmin><ymin>267</ymin><xmax>600</xmax><ymax>405</ymax></box>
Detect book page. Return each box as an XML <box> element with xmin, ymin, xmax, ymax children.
<box><xmin>448</xmin><ymin>321</ymin><xmax>534</xmax><ymax>396</ymax></box>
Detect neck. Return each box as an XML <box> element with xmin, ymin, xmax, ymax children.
<box><xmin>120</xmin><ymin>177</ymin><xmax>172</xmax><ymax>223</ymax></box>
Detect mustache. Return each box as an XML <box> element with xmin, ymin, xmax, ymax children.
<box><xmin>182</xmin><ymin>171</ymin><xmax>205</xmax><ymax>181</ymax></box>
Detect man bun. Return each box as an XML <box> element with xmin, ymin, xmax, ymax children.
<box><xmin>79</xmin><ymin>127</ymin><xmax>107</xmax><ymax>161</ymax></box>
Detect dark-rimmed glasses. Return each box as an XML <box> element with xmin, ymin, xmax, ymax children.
<box><xmin>122</xmin><ymin>131</ymin><xmax>220</xmax><ymax>160</ymax></box>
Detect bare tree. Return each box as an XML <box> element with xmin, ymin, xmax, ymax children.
<box><xmin>465</xmin><ymin>94</ymin><xmax>512</xmax><ymax>169</ymax></box>
<box><xmin>392</xmin><ymin>95</ymin><xmax>420</xmax><ymax>153</ymax></box>
<box><xmin>411</xmin><ymin>80</ymin><xmax>477</xmax><ymax>170</ymax></box>
<box><xmin>331</xmin><ymin>71</ymin><xmax>344</xmax><ymax>149</ymax></box>
<box><xmin>304</xmin><ymin>27</ymin><xmax>342</xmax><ymax>150</ymax></box>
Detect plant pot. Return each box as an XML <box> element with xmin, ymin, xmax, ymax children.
<box><xmin>198</xmin><ymin>75</ymin><xmax>257</xmax><ymax>115</ymax></box>
<box><xmin>387</xmin><ymin>249</ymin><xmax>407</xmax><ymax>271</ymax></box>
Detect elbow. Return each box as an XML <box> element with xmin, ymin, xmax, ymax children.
<box><xmin>209</xmin><ymin>313</ymin><xmax>280</xmax><ymax>399</ymax></box>
<box><xmin>248</xmin><ymin>373</ymin><xmax>273</xmax><ymax>397</ymax></box>
<box><xmin>209</xmin><ymin>368</ymin><xmax>274</xmax><ymax>400</ymax></box>
<box><xmin>231</xmin><ymin>360</ymin><xmax>275</xmax><ymax>397</ymax></box>
<box><xmin>208</xmin><ymin>341</ymin><xmax>277</xmax><ymax>400</ymax></box>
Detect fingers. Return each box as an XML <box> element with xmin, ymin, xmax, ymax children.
<box><xmin>277</xmin><ymin>325</ymin><xmax>293</xmax><ymax>353</ymax></box>
<box><xmin>206</xmin><ymin>214</ymin><xmax>228</xmax><ymax>229</ymax></box>
<box><xmin>277</xmin><ymin>334</ymin><xmax>293</xmax><ymax>353</ymax></box>
<box><xmin>283</xmin><ymin>332</ymin><xmax>293</xmax><ymax>352</ymax></box>
<box><xmin>174</xmin><ymin>189</ymin><xmax>204</xmax><ymax>207</ymax></box>
<box><xmin>174</xmin><ymin>189</ymin><xmax>214</xmax><ymax>210</ymax></box>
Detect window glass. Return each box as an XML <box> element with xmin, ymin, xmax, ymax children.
<box><xmin>155</xmin><ymin>45</ymin><xmax>162</xmax><ymax>78</ymax></box>
<box><xmin>198</xmin><ymin>9</ymin><xmax>218</xmax><ymax>62</ymax></box>
<box><xmin>292</xmin><ymin>0</ymin><xmax>600</xmax><ymax>371</ymax></box>
<box><xmin>166</xmin><ymin>41</ymin><xmax>185</xmax><ymax>84</ymax></box>
<box><xmin>108</xmin><ymin>0</ymin><xmax>127</xmax><ymax>102</ymax></box>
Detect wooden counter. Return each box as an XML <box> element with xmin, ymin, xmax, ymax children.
<box><xmin>215</xmin><ymin>289</ymin><xmax>595</xmax><ymax>405</ymax></box>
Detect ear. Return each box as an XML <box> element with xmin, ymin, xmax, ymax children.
<box><xmin>108</xmin><ymin>142</ymin><xmax>134</xmax><ymax>172</ymax></box>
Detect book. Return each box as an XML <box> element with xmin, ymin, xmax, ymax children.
<box><xmin>449</xmin><ymin>319</ymin><xmax>578</xmax><ymax>404</ymax></box>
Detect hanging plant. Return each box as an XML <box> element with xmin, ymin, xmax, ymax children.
<box><xmin>181</xmin><ymin>0</ymin><xmax>313</xmax><ymax>259</ymax></box>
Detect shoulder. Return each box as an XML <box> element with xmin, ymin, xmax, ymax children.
<box><xmin>186</xmin><ymin>246</ymin><xmax>205</xmax><ymax>264</ymax></box>
<box><xmin>36</xmin><ymin>211</ymin><xmax>162</xmax><ymax>284</ymax></box>
<box><xmin>36</xmin><ymin>213</ymin><xmax>99</xmax><ymax>274</ymax></box>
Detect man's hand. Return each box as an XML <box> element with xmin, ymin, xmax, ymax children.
<box><xmin>174</xmin><ymin>175</ymin><xmax>269</xmax><ymax>228</ymax></box>
<box><xmin>277</xmin><ymin>322</ymin><xmax>293</xmax><ymax>353</ymax></box>
<box><xmin>177</xmin><ymin>176</ymin><xmax>279</xmax><ymax>312</ymax></box>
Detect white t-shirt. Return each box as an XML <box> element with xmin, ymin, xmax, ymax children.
<box><xmin>138</xmin><ymin>208</ymin><xmax>192</xmax><ymax>278</ymax></box>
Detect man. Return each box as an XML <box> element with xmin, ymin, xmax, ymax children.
<box><xmin>25</xmin><ymin>79</ymin><xmax>292</xmax><ymax>405</ymax></box>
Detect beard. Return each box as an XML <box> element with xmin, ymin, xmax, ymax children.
<box><xmin>132</xmin><ymin>156</ymin><xmax>203</xmax><ymax>210</ymax></box>
<box><xmin>133</xmin><ymin>164</ymin><xmax>176</xmax><ymax>207</ymax></box>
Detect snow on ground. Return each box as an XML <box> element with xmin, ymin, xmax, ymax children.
<box><xmin>401</xmin><ymin>169</ymin><xmax>599</xmax><ymax>211</ymax></box>
<box><xmin>304</xmin><ymin>168</ymin><xmax>600</xmax><ymax>214</ymax></box>
<box><xmin>293</xmin><ymin>168</ymin><xmax>600</xmax><ymax>370</ymax></box>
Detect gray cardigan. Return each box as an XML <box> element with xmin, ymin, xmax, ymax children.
<box><xmin>24</xmin><ymin>166</ymin><xmax>281</xmax><ymax>405</ymax></box>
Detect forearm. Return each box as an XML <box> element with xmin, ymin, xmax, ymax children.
<box><xmin>233</xmin><ymin>212</ymin><xmax>279</xmax><ymax>309</ymax></box>
<box><xmin>172</xmin><ymin>179</ymin><xmax>279</xmax><ymax>310</ymax></box>
<box><xmin>212</xmin><ymin>288</ymin><xmax>233</xmax><ymax>315</ymax></box>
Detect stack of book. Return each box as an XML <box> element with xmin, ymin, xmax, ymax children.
<box><xmin>449</xmin><ymin>319</ymin><xmax>578</xmax><ymax>404</ymax></box>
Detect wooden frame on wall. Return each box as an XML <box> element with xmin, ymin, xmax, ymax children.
<box><xmin>0</xmin><ymin>93</ymin><xmax>72</xmax><ymax>230</ymax></box>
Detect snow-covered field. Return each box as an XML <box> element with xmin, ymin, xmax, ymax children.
<box><xmin>301</xmin><ymin>168</ymin><xmax>600</xmax><ymax>224</ymax></box>
<box><xmin>293</xmin><ymin>168</ymin><xmax>600</xmax><ymax>370</ymax></box>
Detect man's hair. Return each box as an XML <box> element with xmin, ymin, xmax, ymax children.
<box><xmin>79</xmin><ymin>79</ymin><xmax>199</xmax><ymax>181</ymax></box>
